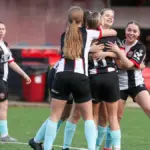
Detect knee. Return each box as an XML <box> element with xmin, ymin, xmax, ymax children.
<box><xmin>99</xmin><ymin>115</ymin><xmax>108</xmax><ymax>126</ymax></box>
<box><xmin>117</xmin><ymin>114</ymin><xmax>123</xmax><ymax>123</ymax></box>
<box><xmin>0</xmin><ymin>100</ymin><xmax>8</xmax><ymax>112</ymax></box>
<box><xmin>61</xmin><ymin>105</ymin><xmax>72</xmax><ymax>121</ymax></box>
<box><xmin>143</xmin><ymin>106</ymin><xmax>150</xmax><ymax>118</ymax></box>
<box><xmin>68</xmin><ymin>111</ymin><xmax>81</xmax><ymax>124</ymax></box>
<box><xmin>108</xmin><ymin>115</ymin><xmax>118</xmax><ymax>124</ymax></box>
<box><xmin>93</xmin><ymin>109</ymin><xmax>99</xmax><ymax>118</ymax></box>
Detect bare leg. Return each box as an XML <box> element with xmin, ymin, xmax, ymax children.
<box><xmin>99</xmin><ymin>102</ymin><xmax>108</xmax><ymax>127</ymax></box>
<box><xmin>117</xmin><ymin>100</ymin><xmax>126</xmax><ymax>123</ymax></box>
<box><xmin>135</xmin><ymin>90</ymin><xmax>150</xmax><ymax>118</ymax></box>
<box><xmin>93</xmin><ymin>102</ymin><xmax>100</xmax><ymax>127</ymax></box>
<box><xmin>61</xmin><ymin>104</ymin><xmax>73</xmax><ymax>121</ymax></box>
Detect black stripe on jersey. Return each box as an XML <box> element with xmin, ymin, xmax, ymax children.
<box><xmin>0</xmin><ymin>64</ymin><xmax>4</xmax><ymax>80</ymax></box>
<box><xmin>81</xmin><ymin>27</ymin><xmax>87</xmax><ymax>74</ymax></box>
<box><xmin>4</xmin><ymin>42</ymin><xmax>8</xmax><ymax>47</ymax></box>
<box><xmin>127</xmin><ymin>70</ymin><xmax>136</xmax><ymax>88</ymax></box>
<box><xmin>64</xmin><ymin>58</ymin><xmax>74</xmax><ymax>71</ymax></box>
<box><xmin>0</xmin><ymin>46</ymin><xmax>4</xmax><ymax>55</ymax></box>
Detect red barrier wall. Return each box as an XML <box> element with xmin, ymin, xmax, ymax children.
<box><xmin>0</xmin><ymin>0</ymin><xmax>98</xmax><ymax>45</ymax></box>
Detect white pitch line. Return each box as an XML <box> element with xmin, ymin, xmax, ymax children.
<box><xmin>0</xmin><ymin>141</ymin><xmax>88</xmax><ymax>150</ymax></box>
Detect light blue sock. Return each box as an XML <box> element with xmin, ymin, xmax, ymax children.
<box><xmin>44</xmin><ymin>119</ymin><xmax>57</xmax><ymax>150</ymax></box>
<box><xmin>110</xmin><ymin>130</ymin><xmax>121</xmax><ymax>149</ymax></box>
<box><xmin>84</xmin><ymin>120</ymin><xmax>96</xmax><ymax>150</ymax></box>
<box><xmin>96</xmin><ymin>126</ymin><xmax>107</xmax><ymax>150</ymax></box>
<box><xmin>0</xmin><ymin>120</ymin><xmax>8</xmax><ymax>137</ymax></box>
<box><xmin>34</xmin><ymin>119</ymin><xmax>48</xmax><ymax>143</ymax></box>
<box><xmin>63</xmin><ymin>121</ymin><xmax>77</xmax><ymax>149</ymax></box>
<box><xmin>57</xmin><ymin>119</ymin><xmax>63</xmax><ymax>131</ymax></box>
<box><xmin>105</xmin><ymin>127</ymin><xmax>113</xmax><ymax>148</ymax></box>
<box><xmin>34</xmin><ymin>119</ymin><xmax>63</xmax><ymax>143</ymax></box>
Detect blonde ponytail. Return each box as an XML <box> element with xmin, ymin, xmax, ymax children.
<box><xmin>63</xmin><ymin>7</ymin><xmax>83</xmax><ymax>60</ymax></box>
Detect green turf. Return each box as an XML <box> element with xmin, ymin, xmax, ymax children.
<box><xmin>0</xmin><ymin>107</ymin><xmax>150</xmax><ymax>150</ymax></box>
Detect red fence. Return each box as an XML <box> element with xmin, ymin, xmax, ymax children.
<box><xmin>0</xmin><ymin>0</ymin><xmax>104</xmax><ymax>46</ymax></box>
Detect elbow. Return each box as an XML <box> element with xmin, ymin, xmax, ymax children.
<box><xmin>114</xmin><ymin>30</ymin><xmax>117</xmax><ymax>36</ymax></box>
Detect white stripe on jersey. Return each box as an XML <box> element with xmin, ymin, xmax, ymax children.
<box><xmin>53</xmin><ymin>61</ymin><xmax>59</xmax><ymax>69</ymax></box>
<box><xmin>3</xmin><ymin>63</ymin><xmax>8</xmax><ymax>81</ymax></box>
<box><xmin>84</xmin><ymin>46</ymin><xmax>90</xmax><ymax>76</ymax></box>
<box><xmin>134</xmin><ymin>70</ymin><xmax>144</xmax><ymax>86</ymax></box>
<box><xmin>102</xmin><ymin>59</ymin><xmax>107</xmax><ymax>67</ymax></box>
<box><xmin>56</xmin><ymin>59</ymin><xmax>65</xmax><ymax>73</ymax></box>
<box><xmin>83</xmin><ymin>29</ymin><xmax>101</xmax><ymax>76</ymax></box>
<box><xmin>74</xmin><ymin>58</ymin><xmax>84</xmax><ymax>74</ymax></box>
<box><xmin>118</xmin><ymin>70</ymin><xmax>128</xmax><ymax>90</ymax></box>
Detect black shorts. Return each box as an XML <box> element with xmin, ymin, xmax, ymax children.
<box><xmin>90</xmin><ymin>71</ymin><xmax>120</xmax><ymax>103</ymax></box>
<box><xmin>51</xmin><ymin>72</ymin><xmax>92</xmax><ymax>103</ymax></box>
<box><xmin>47</xmin><ymin>68</ymin><xmax>73</xmax><ymax>104</ymax></box>
<box><xmin>120</xmin><ymin>84</ymin><xmax>147</xmax><ymax>102</ymax></box>
<box><xmin>0</xmin><ymin>80</ymin><xmax>8</xmax><ymax>102</ymax></box>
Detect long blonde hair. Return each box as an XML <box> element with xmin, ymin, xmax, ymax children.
<box><xmin>63</xmin><ymin>6</ymin><xmax>84</xmax><ymax>60</ymax></box>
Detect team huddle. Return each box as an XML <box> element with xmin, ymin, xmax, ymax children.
<box><xmin>0</xmin><ymin>5</ymin><xmax>150</xmax><ymax>150</ymax></box>
<box><xmin>27</xmin><ymin>6</ymin><xmax>150</xmax><ymax>150</ymax></box>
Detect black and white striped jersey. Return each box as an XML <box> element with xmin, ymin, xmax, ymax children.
<box><xmin>53</xmin><ymin>61</ymin><xmax>59</xmax><ymax>70</ymax></box>
<box><xmin>88</xmin><ymin>36</ymin><xmax>122</xmax><ymax>74</ymax></box>
<box><xmin>56</xmin><ymin>27</ymin><xmax>101</xmax><ymax>76</ymax></box>
<box><xmin>50</xmin><ymin>34</ymin><xmax>65</xmax><ymax>71</ymax></box>
<box><xmin>118</xmin><ymin>40</ymin><xmax>146</xmax><ymax>90</ymax></box>
<box><xmin>0</xmin><ymin>41</ymin><xmax>14</xmax><ymax>81</ymax></box>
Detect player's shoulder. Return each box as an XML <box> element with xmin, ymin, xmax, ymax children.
<box><xmin>134</xmin><ymin>41</ymin><xmax>146</xmax><ymax>51</ymax></box>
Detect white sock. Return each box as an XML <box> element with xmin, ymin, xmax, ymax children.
<box><xmin>1</xmin><ymin>133</ymin><xmax>8</xmax><ymax>138</ymax></box>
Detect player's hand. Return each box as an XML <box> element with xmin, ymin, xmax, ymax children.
<box><xmin>23</xmin><ymin>74</ymin><xmax>31</xmax><ymax>84</ymax></box>
<box><xmin>106</xmin><ymin>41</ymin><xmax>120</xmax><ymax>52</ymax></box>
<box><xmin>91</xmin><ymin>42</ymin><xmax>105</xmax><ymax>51</ymax></box>
<box><xmin>92</xmin><ymin>51</ymin><xmax>107</xmax><ymax>60</ymax></box>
